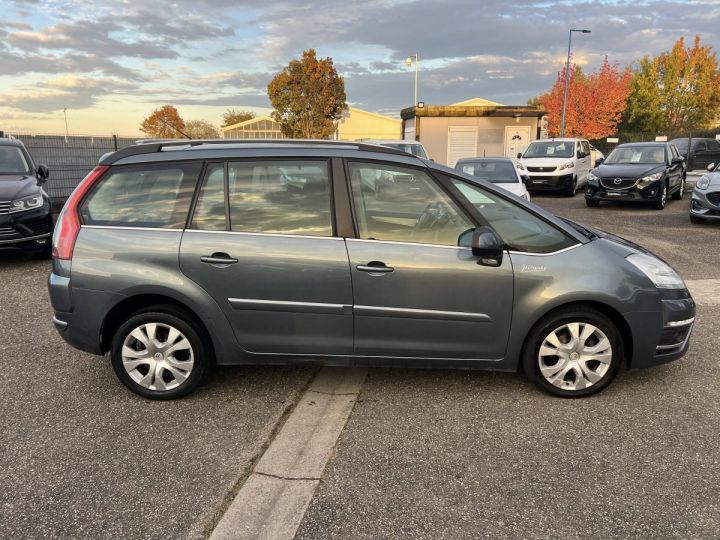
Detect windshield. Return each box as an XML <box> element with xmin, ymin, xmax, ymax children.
<box><xmin>604</xmin><ymin>145</ymin><xmax>666</xmax><ymax>165</ymax></box>
<box><xmin>522</xmin><ymin>141</ymin><xmax>574</xmax><ymax>159</ymax></box>
<box><xmin>670</xmin><ymin>139</ymin><xmax>688</xmax><ymax>152</ymax></box>
<box><xmin>457</xmin><ymin>160</ymin><xmax>518</xmax><ymax>183</ymax></box>
<box><xmin>382</xmin><ymin>143</ymin><xmax>427</xmax><ymax>159</ymax></box>
<box><xmin>0</xmin><ymin>146</ymin><xmax>30</xmax><ymax>175</ymax></box>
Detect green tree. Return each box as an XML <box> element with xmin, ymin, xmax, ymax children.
<box><xmin>185</xmin><ymin>119</ymin><xmax>220</xmax><ymax>139</ymax></box>
<box><xmin>140</xmin><ymin>105</ymin><xmax>187</xmax><ymax>138</ymax></box>
<box><xmin>623</xmin><ymin>35</ymin><xmax>720</xmax><ymax>133</ymax></box>
<box><xmin>221</xmin><ymin>109</ymin><xmax>256</xmax><ymax>127</ymax></box>
<box><xmin>267</xmin><ymin>49</ymin><xmax>347</xmax><ymax>138</ymax></box>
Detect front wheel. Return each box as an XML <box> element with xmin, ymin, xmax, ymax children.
<box><xmin>111</xmin><ymin>307</ymin><xmax>211</xmax><ymax>399</ymax></box>
<box><xmin>690</xmin><ymin>214</ymin><xmax>706</xmax><ymax>224</ymax></box>
<box><xmin>585</xmin><ymin>198</ymin><xmax>600</xmax><ymax>208</ymax></box>
<box><xmin>566</xmin><ymin>177</ymin><xmax>577</xmax><ymax>197</ymax></box>
<box><xmin>522</xmin><ymin>307</ymin><xmax>623</xmax><ymax>398</ymax></box>
<box><xmin>654</xmin><ymin>183</ymin><xmax>668</xmax><ymax>210</ymax></box>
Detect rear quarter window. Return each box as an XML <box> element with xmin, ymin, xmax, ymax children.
<box><xmin>80</xmin><ymin>162</ymin><xmax>201</xmax><ymax>228</ymax></box>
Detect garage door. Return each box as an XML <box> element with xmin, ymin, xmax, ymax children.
<box><xmin>447</xmin><ymin>128</ymin><xmax>478</xmax><ymax>167</ymax></box>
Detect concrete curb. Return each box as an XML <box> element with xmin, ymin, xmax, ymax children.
<box><xmin>209</xmin><ymin>368</ymin><xmax>367</xmax><ymax>540</ymax></box>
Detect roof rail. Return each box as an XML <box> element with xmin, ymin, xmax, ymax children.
<box><xmin>99</xmin><ymin>138</ymin><xmax>411</xmax><ymax>165</ymax></box>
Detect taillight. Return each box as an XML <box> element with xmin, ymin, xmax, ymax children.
<box><xmin>52</xmin><ymin>165</ymin><xmax>109</xmax><ymax>260</ymax></box>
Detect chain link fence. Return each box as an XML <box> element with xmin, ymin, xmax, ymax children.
<box><xmin>1</xmin><ymin>131</ymin><xmax>138</xmax><ymax>205</ymax></box>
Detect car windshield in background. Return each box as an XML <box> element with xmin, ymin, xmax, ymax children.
<box><xmin>459</xmin><ymin>161</ymin><xmax>518</xmax><ymax>183</ymax></box>
<box><xmin>382</xmin><ymin>143</ymin><xmax>427</xmax><ymax>159</ymax></box>
<box><xmin>604</xmin><ymin>145</ymin><xmax>665</xmax><ymax>165</ymax></box>
<box><xmin>0</xmin><ymin>146</ymin><xmax>30</xmax><ymax>175</ymax></box>
<box><xmin>670</xmin><ymin>139</ymin><xmax>688</xmax><ymax>152</ymax></box>
<box><xmin>523</xmin><ymin>141</ymin><xmax>574</xmax><ymax>158</ymax></box>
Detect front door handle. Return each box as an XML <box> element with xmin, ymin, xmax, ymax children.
<box><xmin>201</xmin><ymin>252</ymin><xmax>238</xmax><ymax>265</ymax></box>
<box><xmin>356</xmin><ymin>261</ymin><xmax>394</xmax><ymax>274</ymax></box>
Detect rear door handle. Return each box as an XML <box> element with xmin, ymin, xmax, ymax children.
<box><xmin>356</xmin><ymin>261</ymin><xmax>394</xmax><ymax>274</ymax></box>
<box><xmin>201</xmin><ymin>252</ymin><xmax>238</xmax><ymax>265</ymax></box>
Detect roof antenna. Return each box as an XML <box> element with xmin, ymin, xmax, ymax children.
<box><xmin>157</xmin><ymin>117</ymin><xmax>192</xmax><ymax>139</ymax></box>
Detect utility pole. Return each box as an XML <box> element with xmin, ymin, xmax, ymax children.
<box><xmin>63</xmin><ymin>107</ymin><xmax>69</xmax><ymax>138</ymax></box>
<box><xmin>405</xmin><ymin>53</ymin><xmax>419</xmax><ymax>106</ymax></box>
<box><xmin>560</xmin><ymin>29</ymin><xmax>591</xmax><ymax>138</ymax></box>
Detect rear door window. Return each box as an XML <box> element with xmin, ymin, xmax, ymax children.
<box><xmin>80</xmin><ymin>162</ymin><xmax>201</xmax><ymax>228</ymax></box>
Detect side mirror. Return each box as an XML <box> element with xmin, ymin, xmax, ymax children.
<box><xmin>37</xmin><ymin>165</ymin><xmax>49</xmax><ymax>183</ymax></box>
<box><xmin>472</xmin><ymin>226</ymin><xmax>504</xmax><ymax>267</ymax></box>
<box><xmin>595</xmin><ymin>157</ymin><xmax>604</xmax><ymax>166</ymax></box>
<box><xmin>516</xmin><ymin>152</ymin><xmax>522</xmax><ymax>159</ymax></box>
<box><xmin>708</xmin><ymin>163</ymin><xmax>716</xmax><ymax>172</ymax></box>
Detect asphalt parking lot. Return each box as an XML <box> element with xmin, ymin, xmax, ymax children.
<box><xmin>2</xmin><ymin>192</ymin><xmax>719</xmax><ymax>539</ymax></box>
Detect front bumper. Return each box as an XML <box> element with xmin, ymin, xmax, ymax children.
<box><xmin>585</xmin><ymin>180</ymin><xmax>663</xmax><ymax>204</ymax></box>
<box><xmin>625</xmin><ymin>289</ymin><xmax>696</xmax><ymax>369</ymax></box>
<box><xmin>690</xmin><ymin>189</ymin><xmax>720</xmax><ymax>220</ymax></box>
<box><xmin>0</xmin><ymin>204</ymin><xmax>53</xmax><ymax>251</ymax></box>
<box><xmin>525</xmin><ymin>173</ymin><xmax>575</xmax><ymax>192</ymax></box>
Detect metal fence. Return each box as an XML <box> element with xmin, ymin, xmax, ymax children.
<box><xmin>1</xmin><ymin>132</ymin><xmax>138</xmax><ymax>203</ymax></box>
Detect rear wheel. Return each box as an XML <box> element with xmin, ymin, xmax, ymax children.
<box><xmin>672</xmin><ymin>176</ymin><xmax>685</xmax><ymax>200</ymax></box>
<box><xmin>585</xmin><ymin>198</ymin><xmax>600</xmax><ymax>208</ymax></box>
<box><xmin>522</xmin><ymin>307</ymin><xmax>622</xmax><ymax>398</ymax></box>
<box><xmin>110</xmin><ymin>307</ymin><xmax>211</xmax><ymax>399</ymax></box>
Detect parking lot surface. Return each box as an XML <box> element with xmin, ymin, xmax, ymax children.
<box><xmin>296</xmin><ymin>195</ymin><xmax>720</xmax><ymax>539</ymax></box>
<box><xmin>1</xmin><ymin>193</ymin><xmax>718</xmax><ymax>539</ymax></box>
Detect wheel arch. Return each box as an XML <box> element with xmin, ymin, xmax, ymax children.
<box><xmin>517</xmin><ymin>300</ymin><xmax>634</xmax><ymax>371</ymax></box>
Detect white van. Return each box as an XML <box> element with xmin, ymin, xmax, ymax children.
<box><xmin>518</xmin><ymin>138</ymin><xmax>592</xmax><ymax>196</ymax></box>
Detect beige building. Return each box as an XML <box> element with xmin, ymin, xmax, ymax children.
<box><xmin>336</xmin><ymin>106</ymin><xmax>401</xmax><ymax>140</ymax></box>
<box><xmin>401</xmin><ymin>98</ymin><xmax>547</xmax><ymax>166</ymax></box>
<box><xmin>221</xmin><ymin>107</ymin><xmax>400</xmax><ymax>141</ymax></box>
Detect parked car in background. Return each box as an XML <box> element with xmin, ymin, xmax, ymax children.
<box><xmin>366</xmin><ymin>139</ymin><xmax>429</xmax><ymax>159</ymax></box>
<box><xmin>690</xmin><ymin>162</ymin><xmax>720</xmax><ymax>223</ymax></box>
<box><xmin>585</xmin><ymin>142</ymin><xmax>685</xmax><ymax>210</ymax></box>
<box><xmin>455</xmin><ymin>157</ymin><xmax>530</xmax><ymax>201</ymax></box>
<box><xmin>517</xmin><ymin>138</ymin><xmax>592</xmax><ymax>196</ymax></box>
<box><xmin>589</xmin><ymin>143</ymin><xmax>604</xmax><ymax>165</ymax></box>
<box><xmin>0</xmin><ymin>138</ymin><xmax>52</xmax><ymax>257</ymax></box>
<box><xmin>49</xmin><ymin>140</ymin><xmax>694</xmax><ymax>400</ymax></box>
<box><xmin>670</xmin><ymin>137</ymin><xmax>720</xmax><ymax>171</ymax></box>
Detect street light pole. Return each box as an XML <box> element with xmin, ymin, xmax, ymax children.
<box><xmin>560</xmin><ymin>29</ymin><xmax>591</xmax><ymax>138</ymax></box>
<box><xmin>406</xmin><ymin>53</ymin><xmax>419</xmax><ymax>106</ymax></box>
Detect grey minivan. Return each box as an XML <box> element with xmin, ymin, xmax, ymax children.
<box><xmin>48</xmin><ymin>140</ymin><xmax>695</xmax><ymax>400</ymax></box>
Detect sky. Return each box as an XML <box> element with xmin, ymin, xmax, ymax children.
<box><xmin>0</xmin><ymin>0</ymin><xmax>718</xmax><ymax>135</ymax></box>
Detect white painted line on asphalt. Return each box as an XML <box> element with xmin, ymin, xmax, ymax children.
<box><xmin>685</xmin><ymin>279</ymin><xmax>720</xmax><ymax>306</ymax></box>
<box><xmin>209</xmin><ymin>367</ymin><xmax>367</xmax><ymax>540</ymax></box>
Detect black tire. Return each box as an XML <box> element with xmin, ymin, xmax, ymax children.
<box><xmin>690</xmin><ymin>215</ymin><xmax>706</xmax><ymax>224</ymax></box>
<box><xmin>585</xmin><ymin>198</ymin><xmax>600</xmax><ymax>208</ymax></box>
<box><xmin>110</xmin><ymin>306</ymin><xmax>212</xmax><ymax>400</ymax></box>
<box><xmin>654</xmin><ymin>182</ymin><xmax>668</xmax><ymax>210</ymax></box>
<box><xmin>566</xmin><ymin>177</ymin><xmax>577</xmax><ymax>197</ymax></box>
<box><xmin>522</xmin><ymin>306</ymin><xmax>623</xmax><ymax>398</ymax></box>
<box><xmin>672</xmin><ymin>176</ymin><xmax>685</xmax><ymax>200</ymax></box>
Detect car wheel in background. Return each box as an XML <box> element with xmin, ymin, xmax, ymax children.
<box><xmin>110</xmin><ymin>307</ymin><xmax>211</xmax><ymax>400</ymax></box>
<box><xmin>690</xmin><ymin>215</ymin><xmax>706</xmax><ymax>224</ymax></box>
<box><xmin>672</xmin><ymin>176</ymin><xmax>685</xmax><ymax>200</ymax></box>
<box><xmin>566</xmin><ymin>177</ymin><xmax>577</xmax><ymax>197</ymax></box>
<box><xmin>522</xmin><ymin>306</ymin><xmax>622</xmax><ymax>398</ymax></box>
<box><xmin>654</xmin><ymin>183</ymin><xmax>668</xmax><ymax>210</ymax></box>
<box><xmin>585</xmin><ymin>198</ymin><xmax>600</xmax><ymax>208</ymax></box>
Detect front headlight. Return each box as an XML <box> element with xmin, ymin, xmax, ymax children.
<box><xmin>559</xmin><ymin>161</ymin><xmax>575</xmax><ymax>170</ymax></box>
<box><xmin>9</xmin><ymin>194</ymin><xmax>44</xmax><ymax>213</ymax></box>
<box><xmin>638</xmin><ymin>172</ymin><xmax>663</xmax><ymax>188</ymax></box>
<box><xmin>626</xmin><ymin>253</ymin><xmax>685</xmax><ymax>289</ymax></box>
<box><xmin>587</xmin><ymin>171</ymin><xmax>599</xmax><ymax>183</ymax></box>
<box><xmin>696</xmin><ymin>176</ymin><xmax>711</xmax><ymax>190</ymax></box>
<box><xmin>515</xmin><ymin>162</ymin><xmax>526</xmax><ymax>171</ymax></box>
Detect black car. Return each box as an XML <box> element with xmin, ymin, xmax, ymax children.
<box><xmin>585</xmin><ymin>142</ymin><xmax>686</xmax><ymax>210</ymax></box>
<box><xmin>0</xmin><ymin>138</ymin><xmax>53</xmax><ymax>257</ymax></box>
<box><xmin>670</xmin><ymin>137</ymin><xmax>720</xmax><ymax>171</ymax></box>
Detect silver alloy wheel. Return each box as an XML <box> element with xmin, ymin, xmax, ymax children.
<box><xmin>121</xmin><ymin>323</ymin><xmax>194</xmax><ymax>391</ymax></box>
<box><xmin>538</xmin><ymin>322</ymin><xmax>612</xmax><ymax>391</ymax></box>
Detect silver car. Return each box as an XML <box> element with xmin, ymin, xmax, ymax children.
<box><xmin>690</xmin><ymin>162</ymin><xmax>720</xmax><ymax>223</ymax></box>
<box><xmin>48</xmin><ymin>140</ymin><xmax>695</xmax><ymax>399</ymax></box>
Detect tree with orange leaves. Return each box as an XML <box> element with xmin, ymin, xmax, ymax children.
<box><xmin>140</xmin><ymin>105</ymin><xmax>187</xmax><ymax>138</ymax></box>
<box><xmin>538</xmin><ymin>58</ymin><xmax>632</xmax><ymax>139</ymax></box>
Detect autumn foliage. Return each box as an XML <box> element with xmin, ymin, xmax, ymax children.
<box><xmin>539</xmin><ymin>58</ymin><xmax>632</xmax><ymax>139</ymax></box>
<box><xmin>267</xmin><ymin>49</ymin><xmax>347</xmax><ymax>139</ymax></box>
<box><xmin>140</xmin><ymin>105</ymin><xmax>187</xmax><ymax>138</ymax></box>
